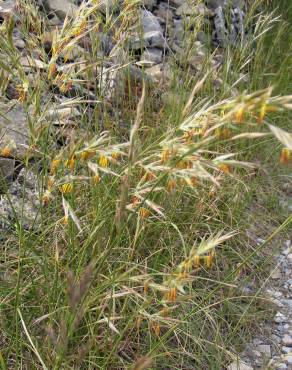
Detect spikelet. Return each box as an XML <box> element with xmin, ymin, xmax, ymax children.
<box><xmin>0</xmin><ymin>146</ymin><xmax>12</xmax><ymax>157</ymax></box>
<box><xmin>161</xmin><ymin>148</ymin><xmax>171</xmax><ymax>163</ymax></box>
<box><xmin>151</xmin><ymin>322</ymin><xmax>161</xmax><ymax>336</ymax></box>
<box><xmin>92</xmin><ymin>174</ymin><xmax>100</xmax><ymax>184</ymax></box>
<box><xmin>80</xmin><ymin>150</ymin><xmax>95</xmax><ymax>161</ymax></box>
<box><xmin>280</xmin><ymin>148</ymin><xmax>291</xmax><ymax>165</ymax></box>
<box><xmin>234</xmin><ymin>106</ymin><xmax>244</xmax><ymax>123</ymax></box>
<box><xmin>139</xmin><ymin>207</ymin><xmax>150</xmax><ymax>219</ymax></box>
<box><xmin>50</xmin><ymin>159</ymin><xmax>61</xmax><ymax>174</ymax></box>
<box><xmin>166</xmin><ymin>287</ymin><xmax>177</xmax><ymax>302</ymax></box>
<box><xmin>257</xmin><ymin>103</ymin><xmax>266</xmax><ymax>124</ymax></box>
<box><xmin>42</xmin><ymin>190</ymin><xmax>52</xmax><ymax>205</ymax></box>
<box><xmin>218</xmin><ymin>163</ymin><xmax>230</xmax><ymax>174</ymax></box>
<box><xmin>167</xmin><ymin>179</ymin><xmax>176</xmax><ymax>192</ymax></box>
<box><xmin>99</xmin><ymin>155</ymin><xmax>109</xmax><ymax>168</ymax></box>
<box><xmin>60</xmin><ymin>183</ymin><xmax>73</xmax><ymax>194</ymax></box>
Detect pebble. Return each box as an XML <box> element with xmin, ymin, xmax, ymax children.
<box><xmin>282</xmin><ymin>346</ymin><xmax>292</xmax><ymax>354</ymax></box>
<box><xmin>275</xmin><ymin>312</ymin><xmax>288</xmax><ymax>323</ymax></box>
<box><xmin>257</xmin><ymin>344</ymin><xmax>271</xmax><ymax>357</ymax></box>
<box><xmin>282</xmin><ymin>334</ymin><xmax>292</xmax><ymax>347</ymax></box>
<box><xmin>227</xmin><ymin>361</ymin><xmax>253</xmax><ymax>370</ymax></box>
<box><xmin>276</xmin><ymin>364</ymin><xmax>287</xmax><ymax>369</ymax></box>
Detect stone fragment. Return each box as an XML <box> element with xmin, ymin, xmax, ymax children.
<box><xmin>145</xmin><ymin>63</ymin><xmax>171</xmax><ymax>82</ymax></box>
<box><xmin>169</xmin><ymin>0</ymin><xmax>184</xmax><ymax>6</ymax></box>
<box><xmin>131</xmin><ymin>10</ymin><xmax>164</xmax><ymax>49</ymax></box>
<box><xmin>42</xmin><ymin>0</ymin><xmax>78</xmax><ymax>20</ymax></box>
<box><xmin>0</xmin><ymin>158</ymin><xmax>15</xmax><ymax>184</ymax></box>
<box><xmin>281</xmin><ymin>299</ymin><xmax>292</xmax><ymax>309</ymax></box>
<box><xmin>19</xmin><ymin>56</ymin><xmax>48</xmax><ymax>71</ymax></box>
<box><xmin>276</xmin><ymin>364</ymin><xmax>287</xmax><ymax>370</ymax></box>
<box><xmin>176</xmin><ymin>3</ymin><xmax>210</xmax><ymax>16</ymax></box>
<box><xmin>227</xmin><ymin>360</ymin><xmax>253</xmax><ymax>370</ymax></box>
<box><xmin>141</xmin><ymin>48</ymin><xmax>163</xmax><ymax>64</ymax></box>
<box><xmin>286</xmin><ymin>355</ymin><xmax>292</xmax><ymax>364</ymax></box>
<box><xmin>0</xmin><ymin>102</ymin><xmax>30</xmax><ymax>159</ymax></box>
<box><xmin>271</xmin><ymin>269</ymin><xmax>282</xmax><ymax>279</ymax></box>
<box><xmin>282</xmin><ymin>347</ymin><xmax>292</xmax><ymax>354</ymax></box>
<box><xmin>282</xmin><ymin>335</ymin><xmax>292</xmax><ymax>347</ymax></box>
<box><xmin>0</xmin><ymin>169</ymin><xmax>40</xmax><ymax>230</ymax></box>
<box><xmin>257</xmin><ymin>344</ymin><xmax>271</xmax><ymax>357</ymax></box>
<box><xmin>274</xmin><ymin>312</ymin><xmax>288</xmax><ymax>323</ymax></box>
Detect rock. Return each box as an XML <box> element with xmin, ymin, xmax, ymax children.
<box><xmin>145</xmin><ymin>63</ymin><xmax>171</xmax><ymax>82</ymax></box>
<box><xmin>257</xmin><ymin>344</ymin><xmax>271</xmax><ymax>357</ymax></box>
<box><xmin>282</xmin><ymin>346</ymin><xmax>292</xmax><ymax>354</ymax></box>
<box><xmin>206</xmin><ymin>0</ymin><xmax>225</xmax><ymax>10</ymax></box>
<box><xmin>0</xmin><ymin>0</ymin><xmax>16</xmax><ymax>19</ymax></box>
<box><xmin>227</xmin><ymin>360</ymin><xmax>253</xmax><ymax>370</ymax></box>
<box><xmin>153</xmin><ymin>2</ymin><xmax>174</xmax><ymax>24</ymax></box>
<box><xmin>287</xmin><ymin>254</ymin><xmax>292</xmax><ymax>263</ymax></box>
<box><xmin>141</xmin><ymin>48</ymin><xmax>163</xmax><ymax>64</ymax></box>
<box><xmin>131</xmin><ymin>10</ymin><xmax>165</xmax><ymax>49</ymax></box>
<box><xmin>42</xmin><ymin>0</ymin><xmax>78</xmax><ymax>20</ymax></box>
<box><xmin>142</xmin><ymin>0</ymin><xmax>156</xmax><ymax>10</ymax></box>
<box><xmin>281</xmin><ymin>299</ymin><xmax>292</xmax><ymax>309</ymax></box>
<box><xmin>274</xmin><ymin>312</ymin><xmax>288</xmax><ymax>323</ymax></box>
<box><xmin>252</xmin><ymin>338</ymin><xmax>262</xmax><ymax>346</ymax></box>
<box><xmin>176</xmin><ymin>3</ymin><xmax>210</xmax><ymax>17</ymax></box>
<box><xmin>282</xmin><ymin>335</ymin><xmax>292</xmax><ymax>347</ymax></box>
<box><xmin>19</xmin><ymin>56</ymin><xmax>48</xmax><ymax>71</ymax></box>
<box><xmin>271</xmin><ymin>269</ymin><xmax>282</xmax><ymax>279</ymax></box>
<box><xmin>0</xmin><ymin>169</ymin><xmax>40</xmax><ymax>230</ymax></box>
<box><xmin>276</xmin><ymin>364</ymin><xmax>287</xmax><ymax>370</ymax></box>
<box><xmin>169</xmin><ymin>0</ymin><xmax>184</xmax><ymax>7</ymax></box>
<box><xmin>0</xmin><ymin>158</ymin><xmax>15</xmax><ymax>184</ymax></box>
<box><xmin>0</xmin><ymin>102</ymin><xmax>30</xmax><ymax>159</ymax></box>
<box><xmin>46</xmin><ymin>106</ymin><xmax>80</xmax><ymax>122</ymax></box>
<box><xmin>286</xmin><ymin>355</ymin><xmax>292</xmax><ymax>364</ymax></box>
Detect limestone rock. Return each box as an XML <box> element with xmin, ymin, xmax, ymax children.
<box><xmin>0</xmin><ymin>102</ymin><xmax>30</xmax><ymax>159</ymax></box>
<box><xmin>227</xmin><ymin>360</ymin><xmax>253</xmax><ymax>370</ymax></box>
<box><xmin>42</xmin><ymin>0</ymin><xmax>78</xmax><ymax>20</ymax></box>
<box><xmin>141</xmin><ymin>48</ymin><xmax>163</xmax><ymax>64</ymax></box>
<box><xmin>131</xmin><ymin>10</ymin><xmax>165</xmax><ymax>49</ymax></box>
<box><xmin>0</xmin><ymin>169</ymin><xmax>40</xmax><ymax>230</ymax></box>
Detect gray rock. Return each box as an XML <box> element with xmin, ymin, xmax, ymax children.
<box><xmin>274</xmin><ymin>312</ymin><xmax>288</xmax><ymax>323</ymax></box>
<box><xmin>0</xmin><ymin>0</ymin><xmax>16</xmax><ymax>18</ymax></box>
<box><xmin>282</xmin><ymin>346</ymin><xmax>292</xmax><ymax>354</ymax></box>
<box><xmin>0</xmin><ymin>158</ymin><xmax>15</xmax><ymax>184</ymax></box>
<box><xmin>141</xmin><ymin>48</ymin><xmax>163</xmax><ymax>64</ymax></box>
<box><xmin>0</xmin><ymin>169</ymin><xmax>40</xmax><ymax>230</ymax></box>
<box><xmin>271</xmin><ymin>269</ymin><xmax>282</xmax><ymax>279</ymax></box>
<box><xmin>257</xmin><ymin>344</ymin><xmax>271</xmax><ymax>357</ymax></box>
<box><xmin>176</xmin><ymin>3</ymin><xmax>210</xmax><ymax>17</ymax></box>
<box><xmin>227</xmin><ymin>360</ymin><xmax>253</xmax><ymax>370</ymax></box>
<box><xmin>276</xmin><ymin>364</ymin><xmax>287</xmax><ymax>370</ymax></box>
<box><xmin>282</xmin><ymin>335</ymin><xmax>292</xmax><ymax>347</ymax></box>
<box><xmin>281</xmin><ymin>299</ymin><xmax>292</xmax><ymax>309</ymax></box>
<box><xmin>0</xmin><ymin>102</ymin><xmax>30</xmax><ymax>159</ymax></box>
<box><xmin>286</xmin><ymin>355</ymin><xmax>292</xmax><ymax>364</ymax></box>
<box><xmin>142</xmin><ymin>0</ymin><xmax>157</xmax><ymax>10</ymax></box>
<box><xmin>169</xmin><ymin>0</ymin><xmax>184</xmax><ymax>6</ymax></box>
<box><xmin>131</xmin><ymin>10</ymin><xmax>165</xmax><ymax>49</ymax></box>
<box><xmin>145</xmin><ymin>63</ymin><xmax>172</xmax><ymax>82</ymax></box>
<box><xmin>42</xmin><ymin>0</ymin><xmax>78</xmax><ymax>20</ymax></box>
